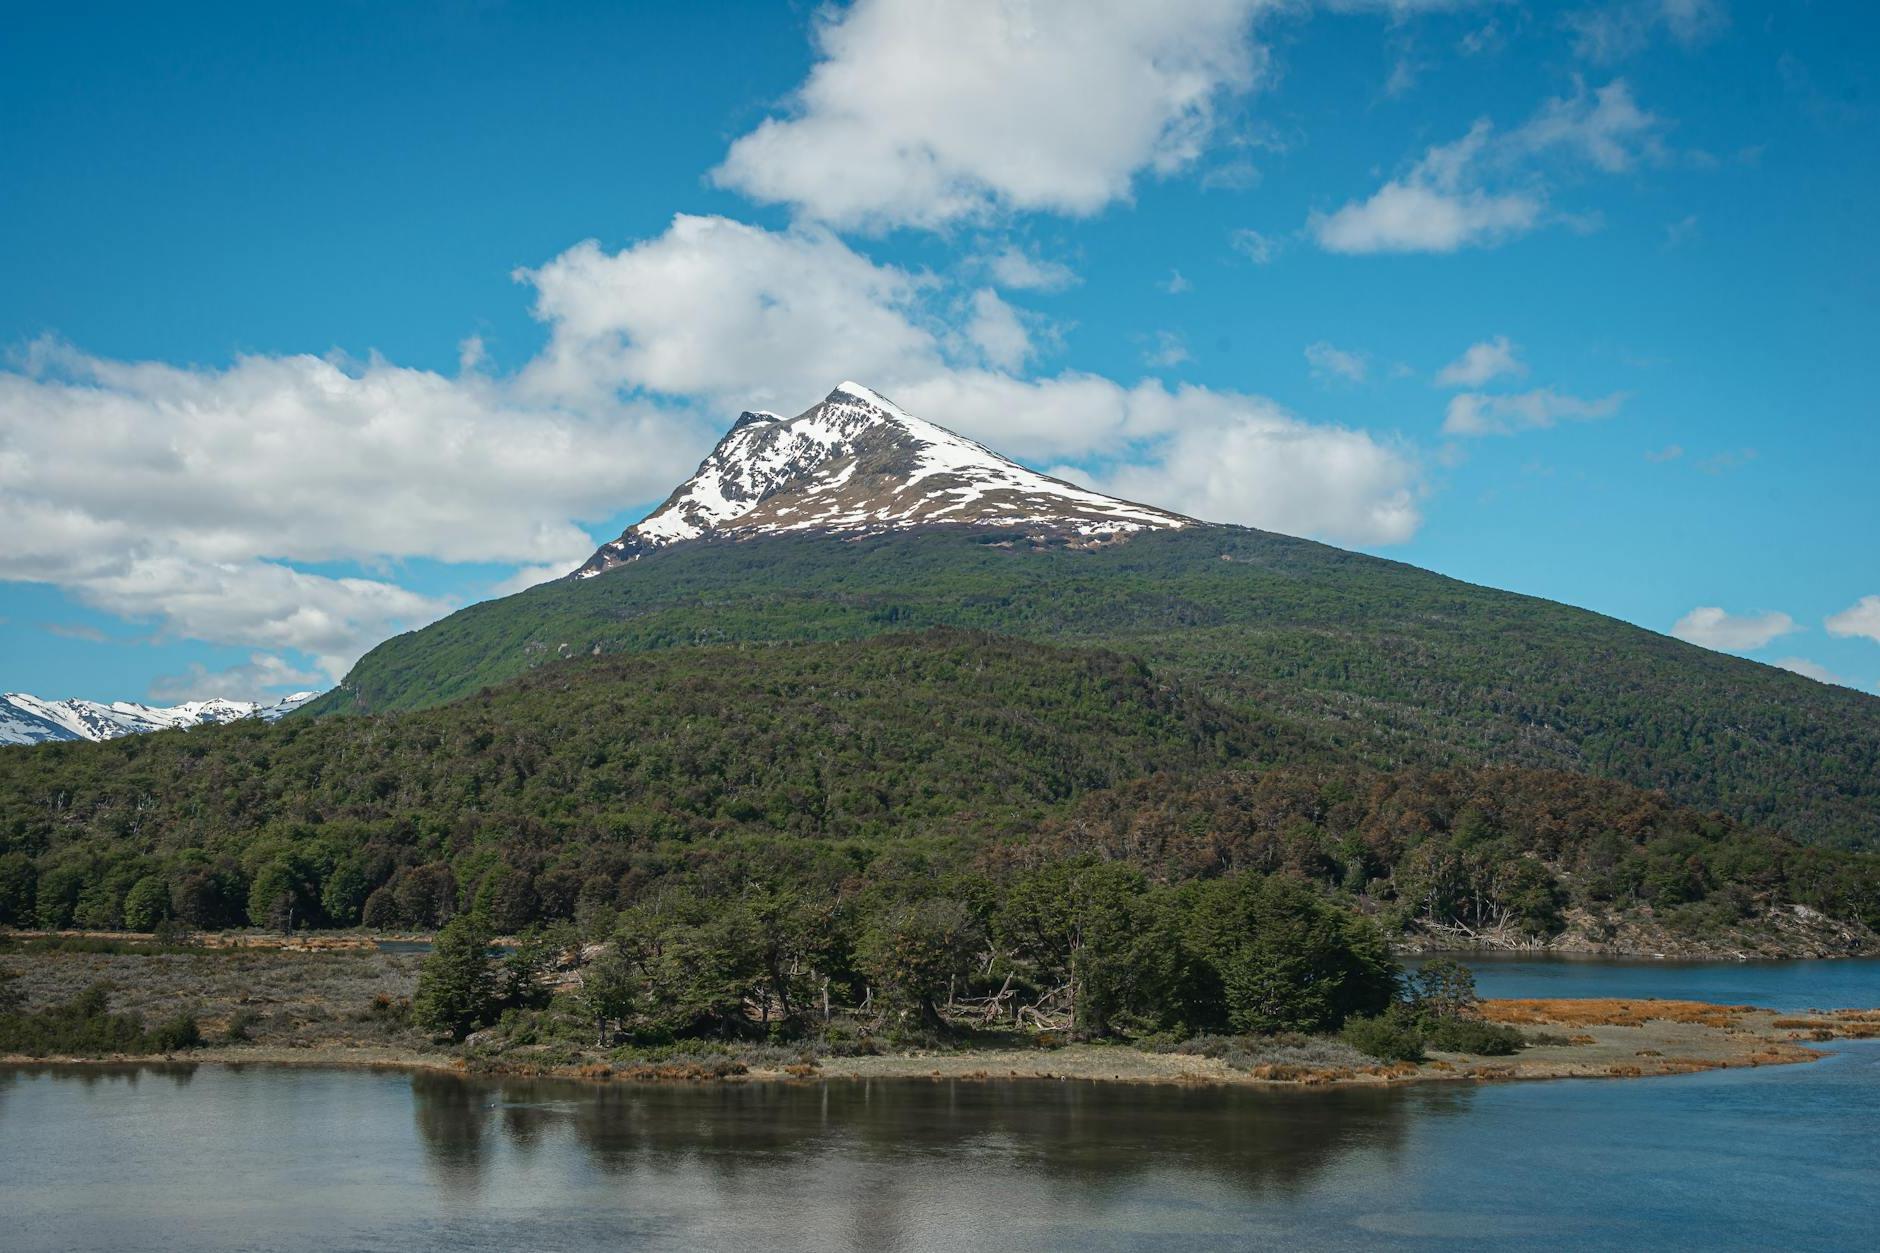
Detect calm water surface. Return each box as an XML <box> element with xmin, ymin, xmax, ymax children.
<box><xmin>3</xmin><ymin>960</ymin><xmax>1876</xmax><ymax>1252</ymax></box>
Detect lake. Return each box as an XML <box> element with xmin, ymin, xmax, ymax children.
<box><xmin>3</xmin><ymin>959</ymin><xmax>1877</xmax><ymax>1252</ymax></box>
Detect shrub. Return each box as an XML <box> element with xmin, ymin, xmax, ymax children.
<box><xmin>1422</xmin><ymin>1016</ymin><xmax>1525</xmax><ymax>1056</ymax></box>
<box><xmin>0</xmin><ymin>983</ymin><xmax>200</xmax><ymax>1057</ymax></box>
<box><xmin>145</xmin><ymin>1012</ymin><xmax>202</xmax><ymax>1052</ymax></box>
<box><xmin>224</xmin><ymin>1007</ymin><xmax>261</xmax><ymax>1042</ymax></box>
<box><xmin>1340</xmin><ymin>1009</ymin><xmax>1426</xmax><ymax>1062</ymax></box>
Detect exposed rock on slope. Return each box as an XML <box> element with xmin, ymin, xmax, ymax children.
<box><xmin>575</xmin><ymin>381</ymin><xmax>1190</xmax><ymax>577</ymax></box>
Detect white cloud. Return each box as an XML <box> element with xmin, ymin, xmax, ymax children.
<box><xmin>490</xmin><ymin>564</ymin><xmax>579</xmax><ymax>599</ymax></box>
<box><xmin>982</xmin><ymin>246</ymin><xmax>1078</xmax><ymax>292</ymax></box>
<box><xmin>1443</xmin><ymin>388</ymin><xmax>1625</xmax><ymax>436</ymax></box>
<box><xmin>1512</xmin><ymin>79</ymin><xmax>1662</xmax><ymax>173</ymax></box>
<box><xmin>1644</xmin><ymin>444</ymin><xmax>1684</xmax><ymax>463</ymax></box>
<box><xmin>1311</xmin><ymin>122</ymin><xmax>1542</xmax><ymax>254</ymax></box>
<box><xmin>713</xmin><ymin>0</ymin><xmax>1271</xmax><ymax>230</ymax></box>
<box><xmin>515</xmin><ymin>213</ymin><xmax>1427</xmax><ymax>550</ymax></box>
<box><xmin>1827</xmin><ymin>596</ymin><xmax>1880</xmax><ymax>645</ymax></box>
<box><xmin>1312</xmin><ymin>80</ymin><xmax>1663</xmax><ymax>254</ymax></box>
<box><xmin>963</xmin><ymin>288</ymin><xmax>1036</xmax><ymax>371</ymax></box>
<box><xmin>1160</xmin><ymin>269</ymin><xmax>1193</xmax><ymax>294</ymax></box>
<box><xmin>883</xmin><ymin>372</ymin><xmax>1425</xmax><ymax>543</ymax></box>
<box><xmin>1144</xmin><ymin>331</ymin><xmax>1192</xmax><ymax>368</ymax></box>
<box><xmin>149</xmin><ymin>653</ymin><xmax>328</xmax><ymax>703</ymax></box>
<box><xmin>1671</xmin><ymin>606</ymin><xmax>1798</xmax><ymax>652</ymax></box>
<box><xmin>80</xmin><ymin>555</ymin><xmax>447</xmax><ymax>682</ymax></box>
<box><xmin>1305</xmin><ymin>341</ymin><xmax>1369</xmax><ymax>383</ymax></box>
<box><xmin>1771</xmin><ymin>657</ymin><xmax>1854</xmax><ymax>689</ymax></box>
<box><xmin>1096</xmin><ymin>390</ymin><xmax>1423</xmax><ymax>545</ymax></box>
<box><xmin>0</xmin><ymin>336</ymin><xmax>701</xmax><ymax>678</ymax></box>
<box><xmin>1566</xmin><ymin>1</ymin><xmax>1728</xmax><ymax>63</ymax></box>
<box><xmin>517</xmin><ymin>215</ymin><xmax>939</xmax><ymax>409</ymax></box>
<box><xmin>1229</xmin><ymin>228</ymin><xmax>1277</xmax><ymax>263</ymax></box>
<box><xmin>1436</xmin><ymin>336</ymin><xmax>1525</xmax><ymax>387</ymax></box>
<box><xmin>4</xmin><ymin>206</ymin><xmax>1439</xmax><ymax>685</ymax></box>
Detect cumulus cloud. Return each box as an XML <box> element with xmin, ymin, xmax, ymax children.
<box><xmin>1827</xmin><ymin>595</ymin><xmax>1880</xmax><ymax>645</ymax></box>
<box><xmin>1671</xmin><ymin>606</ymin><xmax>1798</xmax><ymax>652</ymax></box>
<box><xmin>1095</xmin><ymin>390</ymin><xmax>1423</xmax><ymax>545</ymax></box>
<box><xmin>713</xmin><ymin>0</ymin><xmax>1272</xmax><ymax>230</ymax></box>
<box><xmin>4</xmin><ymin>206</ymin><xmax>1438</xmax><ymax>688</ymax></box>
<box><xmin>1436</xmin><ymin>336</ymin><xmax>1526</xmax><ymax>387</ymax></box>
<box><xmin>1306</xmin><ymin>341</ymin><xmax>1369</xmax><ymax>383</ymax></box>
<box><xmin>1443</xmin><ymin>388</ymin><xmax>1625</xmax><ymax>436</ymax></box>
<box><xmin>516</xmin><ymin>213</ymin><xmax>1426</xmax><ymax>548</ymax></box>
<box><xmin>962</xmin><ymin>288</ymin><xmax>1037</xmax><ymax>370</ymax></box>
<box><xmin>1312</xmin><ymin>80</ymin><xmax>1663</xmax><ymax>253</ymax></box>
<box><xmin>149</xmin><ymin>653</ymin><xmax>328</xmax><ymax>704</ymax></box>
<box><xmin>1311</xmin><ymin>122</ymin><xmax>1542</xmax><ymax>253</ymax></box>
<box><xmin>517</xmin><ymin>215</ymin><xmax>939</xmax><ymax>409</ymax></box>
<box><xmin>0</xmin><ymin>335</ymin><xmax>703</xmax><ymax>678</ymax></box>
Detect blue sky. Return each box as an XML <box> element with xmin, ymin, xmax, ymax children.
<box><xmin>2</xmin><ymin>0</ymin><xmax>1876</xmax><ymax>703</ymax></box>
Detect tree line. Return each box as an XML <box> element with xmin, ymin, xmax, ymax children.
<box><xmin>1</xmin><ymin>632</ymin><xmax>1874</xmax><ymax>946</ymax></box>
<box><xmin>411</xmin><ymin>862</ymin><xmax>1398</xmax><ymax>1047</ymax></box>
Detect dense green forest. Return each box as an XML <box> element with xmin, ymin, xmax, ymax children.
<box><xmin>3</xmin><ymin>631</ymin><xmax>1873</xmax><ymax>946</ymax></box>
<box><xmin>316</xmin><ymin>528</ymin><xmax>1880</xmax><ymax>848</ymax></box>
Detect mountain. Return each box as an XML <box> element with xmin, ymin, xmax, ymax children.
<box><xmin>0</xmin><ymin>689</ymin><xmax>321</xmax><ymax>746</ymax></box>
<box><xmin>5</xmin><ymin>382</ymin><xmax>1878</xmax><ymax>944</ymax></box>
<box><xmin>575</xmin><ymin>381</ymin><xmax>1189</xmax><ymax>577</ymax></box>
<box><xmin>5</xmin><ymin>631</ymin><xmax>1875</xmax><ymax>948</ymax></box>
<box><xmin>313</xmin><ymin>382</ymin><xmax>1880</xmax><ymax>849</ymax></box>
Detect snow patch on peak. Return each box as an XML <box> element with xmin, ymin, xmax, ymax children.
<box><xmin>573</xmin><ymin>381</ymin><xmax>1192</xmax><ymax>579</ymax></box>
<box><xmin>0</xmin><ymin>688</ymin><xmax>328</xmax><ymax>747</ymax></box>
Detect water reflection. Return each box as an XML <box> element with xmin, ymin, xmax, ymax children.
<box><xmin>5</xmin><ymin>1042</ymin><xmax>1878</xmax><ymax>1251</ymax></box>
<box><xmin>410</xmin><ymin>1072</ymin><xmax>1428</xmax><ymax>1198</ymax></box>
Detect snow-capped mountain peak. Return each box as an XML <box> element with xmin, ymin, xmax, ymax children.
<box><xmin>574</xmin><ymin>381</ymin><xmax>1190</xmax><ymax>577</ymax></box>
<box><xmin>0</xmin><ymin>690</ymin><xmax>322</xmax><ymax>747</ymax></box>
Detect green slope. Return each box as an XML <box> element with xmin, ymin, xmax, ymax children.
<box><xmin>4</xmin><ymin>630</ymin><xmax>1874</xmax><ymax>943</ymax></box>
<box><xmin>315</xmin><ymin>526</ymin><xmax>1880</xmax><ymax>848</ymax></box>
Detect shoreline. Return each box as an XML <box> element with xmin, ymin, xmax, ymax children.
<box><xmin>10</xmin><ymin>1000</ymin><xmax>1877</xmax><ymax>1091</ymax></box>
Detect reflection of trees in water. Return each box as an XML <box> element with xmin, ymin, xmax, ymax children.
<box><xmin>407</xmin><ymin>1073</ymin><xmax>1442</xmax><ymax>1208</ymax></box>
<box><xmin>410</xmin><ymin>1071</ymin><xmax>492</xmax><ymax>1194</ymax></box>
<box><xmin>4</xmin><ymin>1062</ymin><xmax>198</xmax><ymax>1092</ymax></box>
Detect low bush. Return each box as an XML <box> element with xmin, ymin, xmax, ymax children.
<box><xmin>1422</xmin><ymin>1016</ymin><xmax>1525</xmax><ymax>1056</ymax></box>
<box><xmin>145</xmin><ymin>1012</ymin><xmax>202</xmax><ymax>1052</ymax></box>
<box><xmin>0</xmin><ymin>982</ymin><xmax>202</xmax><ymax>1057</ymax></box>
<box><xmin>223</xmin><ymin>1007</ymin><xmax>261</xmax><ymax>1042</ymax></box>
<box><xmin>1162</xmin><ymin>1032</ymin><xmax>1372</xmax><ymax>1072</ymax></box>
<box><xmin>1340</xmin><ymin>1011</ymin><xmax>1426</xmax><ymax>1062</ymax></box>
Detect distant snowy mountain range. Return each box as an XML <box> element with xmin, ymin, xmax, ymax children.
<box><xmin>574</xmin><ymin>381</ymin><xmax>1191</xmax><ymax>578</ymax></box>
<box><xmin>0</xmin><ymin>690</ymin><xmax>321</xmax><ymax>747</ymax></box>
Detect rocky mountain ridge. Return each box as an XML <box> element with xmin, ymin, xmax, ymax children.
<box><xmin>574</xmin><ymin>381</ymin><xmax>1191</xmax><ymax>578</ymax></box>
<box><xmin>0</xmin><ymin>689</ymin><xmax>320</xmax><ymax>747</ymax></box>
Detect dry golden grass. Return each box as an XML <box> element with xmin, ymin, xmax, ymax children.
<box><xmin>1481</xmin><ymin>999</ymin><xmax>1750</xmax><ymax>1029</ymax></box>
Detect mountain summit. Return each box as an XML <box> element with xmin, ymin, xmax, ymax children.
<box><xmin>573</xmin><ymin>382</ymin><xmax>1191</xmax><ymax>578</ymax></box>
<box><xmin>0</xmin><ymin>689</ymin><xmax>320</xmax><ymax>747</ymax></box>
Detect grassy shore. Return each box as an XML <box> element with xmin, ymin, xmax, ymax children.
<box><xmin>4</xmin><ymin>941</ymin><xmax>1875</xmax><ymax>1087</ymax></box>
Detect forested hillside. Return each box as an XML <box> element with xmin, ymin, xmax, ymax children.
<box><xmin>3</xmin><ymin>631</ymin><xmax>1874</xmax><ymax>949</ymax></box>
<box><xmin>317</xmin><ymin>528</ymin><xmax>1880</xmax><ymax>848</ymax></box>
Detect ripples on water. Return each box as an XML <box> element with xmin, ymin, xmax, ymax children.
<box><xmin>2</xmin><ymin>960</ymin><xmax>1877</xmax><ymax>1252</ymax></box>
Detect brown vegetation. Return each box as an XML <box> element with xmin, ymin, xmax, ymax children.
<box><xmin>1480</xmin><ymin>998</ymin><xmax>1750</xmax><ymax>1029</ymax></box>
